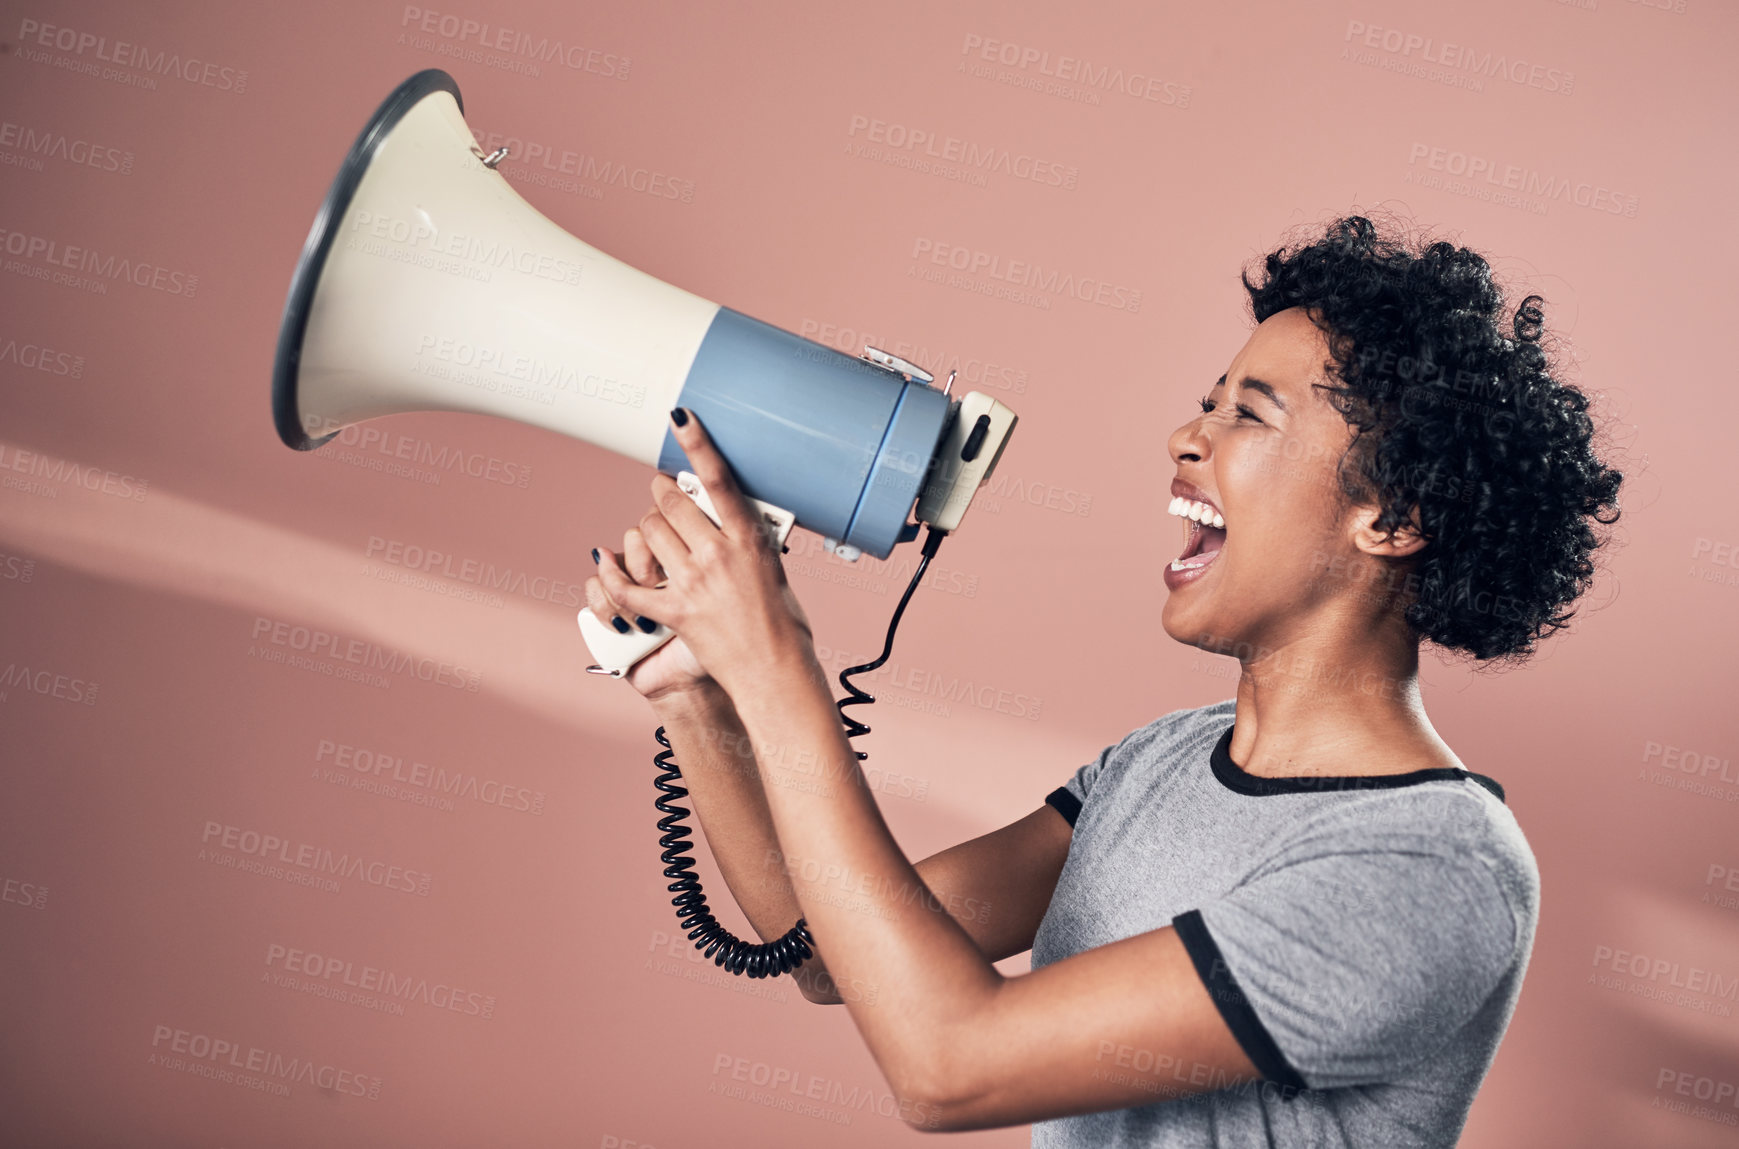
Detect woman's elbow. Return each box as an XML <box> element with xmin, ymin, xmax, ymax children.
<box><xmin>892</xmin><ymin>1055</ymin><xmax>1000</xmax><ymax>1132</ymax></box>
<box><xmin>899</xmin><ymin>1087</ymin><xmax>1001</xmax><ymax>1134</ymax></box>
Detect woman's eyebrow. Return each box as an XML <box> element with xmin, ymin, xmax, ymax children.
<box><xmin>1216</xmin><ymin>373</ymin><xmax>1290</xmax><ymax>413</ymax></box>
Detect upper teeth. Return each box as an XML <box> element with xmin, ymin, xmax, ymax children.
<box><xmin>1169</xmin><ymin>496</ymin><xmax>1225</xmax><ymax>530</ymax></box>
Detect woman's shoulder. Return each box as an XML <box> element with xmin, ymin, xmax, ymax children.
<box><xmin>1118</xmin><ymin>696</ymin><xmax>1237</xmax><ymax>751</ymax></box>
<box><xmin>1310</xmin><ymin>767</ymin><xmax>1541</xmax><ymax>925</ymax></box>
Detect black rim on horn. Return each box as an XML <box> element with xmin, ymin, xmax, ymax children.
<box><xmin>271</xmin><ymin>69</ymin><xmax>463</xmax><ymax>450</ymax></box>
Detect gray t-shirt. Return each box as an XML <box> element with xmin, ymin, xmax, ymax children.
<box><xmin>1031</xmin><ymin>698</ymin><xmax>1538</xmax><ymax>1148</ymax></box>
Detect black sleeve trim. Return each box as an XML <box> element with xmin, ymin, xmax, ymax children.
<box><xmin>1466</xmin><ymin>772</ymin><xmax>1505</xmax><ymax>803</ymax></box>
<box><xmin>1044</xmin><ymin>786</ymin><xmax>1081</xmax><ymax>828</ymax></box>
<box><xmin>1172</xmin><ymin>909</ymin><xmax>1308</xmax><ymax>1096</ymax></box>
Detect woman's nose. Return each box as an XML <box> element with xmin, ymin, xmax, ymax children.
<box><xmin>1168</xmin><ymin>415</ymin><xmax>1209</xmax><ymax>465</ymax></box>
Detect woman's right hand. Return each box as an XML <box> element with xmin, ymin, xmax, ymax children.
<box><xmin>585</xmin><ymin>518</ymin><xmax>715</xmax><ymax>704</ymax></box>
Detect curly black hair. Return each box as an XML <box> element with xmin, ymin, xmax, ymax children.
<box><xmin>1241</xmin><ymin>213</ymin><xmax>1624</xmax><ymax>663</ymax></box>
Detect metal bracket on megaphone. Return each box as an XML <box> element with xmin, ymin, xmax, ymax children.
<box><xmin>859</xmin><ymin>346</ymin><xmax>941</xmax><ymax>390</ymax></box>
<box><xmin>855</xmin><ymin>347</ymin><xmax>1017</xmax><ymax>535</ymax></box>
<box><xmin>578</xmin><ymin>471</ymin><xmax>797</xmax><ymax>678</ymax></box>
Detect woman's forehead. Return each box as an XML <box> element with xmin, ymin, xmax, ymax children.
<box><xmin>1225</xmin><ymin>311</ymin><xmax>1334</xmax><ymax>400</ymax></box>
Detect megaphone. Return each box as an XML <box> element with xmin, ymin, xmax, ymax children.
<box><xmin>273</xmin><ymin>69</ymin><xmax>1016</xmax><ymax>677</ymax></box>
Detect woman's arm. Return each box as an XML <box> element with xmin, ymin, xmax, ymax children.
<box><xmin>647</xmin><ymin>682</ymin><xmax>836</xmax><ymax>1002</ymax></box>
<box><xmin>650</xmin><ymin>682</ymin><xmax>1074</xmax><ymax>1004</ymax></box>
<box><xmin>596</xmin><ymin>409</ymin><xmax>1262</xmax><ymax>1130</ymax></box>
<box><xmin>722</xmin><ymin>653</ymin><xmax>1260</xmax><ymax>1130</ymax></box>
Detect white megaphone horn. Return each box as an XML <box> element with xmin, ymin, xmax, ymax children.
<box><xmin>273</xmin><ymin>70</ymin><xmax>1016</xmax><ymax>677</ymax></box>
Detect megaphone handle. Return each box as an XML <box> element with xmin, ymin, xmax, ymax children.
<box><xmin>578</xmin><ymin>607</ymin><xmax>677</xmax><ymax>677</ymax></box>
<box><xmin>579</xmin><ymin>472</ymin><xmax>795</xmax><ymax>677</ymax></box>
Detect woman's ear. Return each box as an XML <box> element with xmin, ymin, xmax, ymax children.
<box><xmin>1350</xmin><ymin>502</ymin><xmax>1428</xmax><ymax>559</ymax></box>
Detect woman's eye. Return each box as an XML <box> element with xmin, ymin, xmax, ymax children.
<box><xmin>1197</xmin><ymin>397</ymin><xmax>1261</xmax><ymax>423</ymax></box>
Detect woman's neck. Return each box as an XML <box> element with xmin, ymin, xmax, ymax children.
<box><xmin>1224</xmin><ymin>618</ymin><xmax>1457</xmax><ymax>779</ymax></box>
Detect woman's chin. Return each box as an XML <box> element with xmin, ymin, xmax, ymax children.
<box><xmin>1158</xmin><ymin>598</ymin><xmax>1204</xmax><ymax>646</ymax></box>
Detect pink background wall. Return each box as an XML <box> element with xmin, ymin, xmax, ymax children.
<box><xmin>2</xmin><ymin>1</ymin><xmax>1736</xmax><ymax>1145</ymax></box>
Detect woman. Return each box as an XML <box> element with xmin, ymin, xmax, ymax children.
<box><xmin>583</xmin><ymin>214</ymin><xmax>1624</xmax><ymax>1145</ymax></box>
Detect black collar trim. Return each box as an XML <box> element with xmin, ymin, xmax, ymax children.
<box><xmin>1209</xmin><ymin>724</ymin><xmax>1505</xmax><ymax>803</ymax></box>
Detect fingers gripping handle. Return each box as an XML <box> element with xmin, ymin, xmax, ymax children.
<box><xmin>577</xmin><ymin>607</ymin><xmax>671</xmax><ymax>679</ymax></box>
<box><xmin>578</xmin><ymin>472</ymin><xmax>796</xmax><ymax>678</ymax></box>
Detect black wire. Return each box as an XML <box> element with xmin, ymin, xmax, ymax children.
<box><xmin>835</xmin><ymin>525</ymin><xmax>946</xmax><ymax>757</ymax></box>
<box><xmin>650</xmin><ymin>524</ymin><xmax>947</xmax><ymax>978</ymax></box>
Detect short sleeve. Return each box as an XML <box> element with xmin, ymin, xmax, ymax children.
<box><xmin>1045</xmin><ymin>737</ymin><xmax>1124</xmax><ymax>828</ymax></box>
<box><xmin>1173</xmin><ymin>848</ymin><xmax>1519</xmax><ymax>1090</ymax></box>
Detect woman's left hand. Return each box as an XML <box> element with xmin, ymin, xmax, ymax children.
<box><xmin>593</xmin><ymin>408</ymin><xmax>819</xmax><ymax>699</ymax></box>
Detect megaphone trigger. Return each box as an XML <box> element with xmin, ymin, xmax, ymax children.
<box><xmin>674</xmin><ymin>471</ymin><xmax>797</xmax><ymax>555</ymax></box>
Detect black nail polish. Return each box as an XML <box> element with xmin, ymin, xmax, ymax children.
<box><xmin>634</xmin><ymin>615</ymin><xmax>658</xmax><ymax>633</ymax></box>
<box><xmin>670</xmin><ymin>407</ymin><xmax>688</xmax><ymax>427</ymax></box>
<box><xmin>591</xmin><ymin>547</ymin><xmax>600</xmax><ymax>564</ymax></box>
<box><xmin>610</xmin><ymin>615</ymin><xmax>631</xmax><ymax>634</ymax></box>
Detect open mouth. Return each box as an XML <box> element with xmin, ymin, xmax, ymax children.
<box><xmin>1168</xmin><ymin>496</ymin><xmax>1227</xmax><ymax>572</ymax></box>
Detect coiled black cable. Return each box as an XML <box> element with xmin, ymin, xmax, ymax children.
<box><xmin>834</xmin><ymin>526</ymin><xmax>946</xmax><ymax>756</ymax></box>
<box><xmin>651</xmin><ymin>524</ymin><xmax>947</xmax><ymax>978</ymax></box>
<box><xmin>652</xmin><ymin>726</ymin><xmax>814</xmax><ymax>978</ymax></box>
